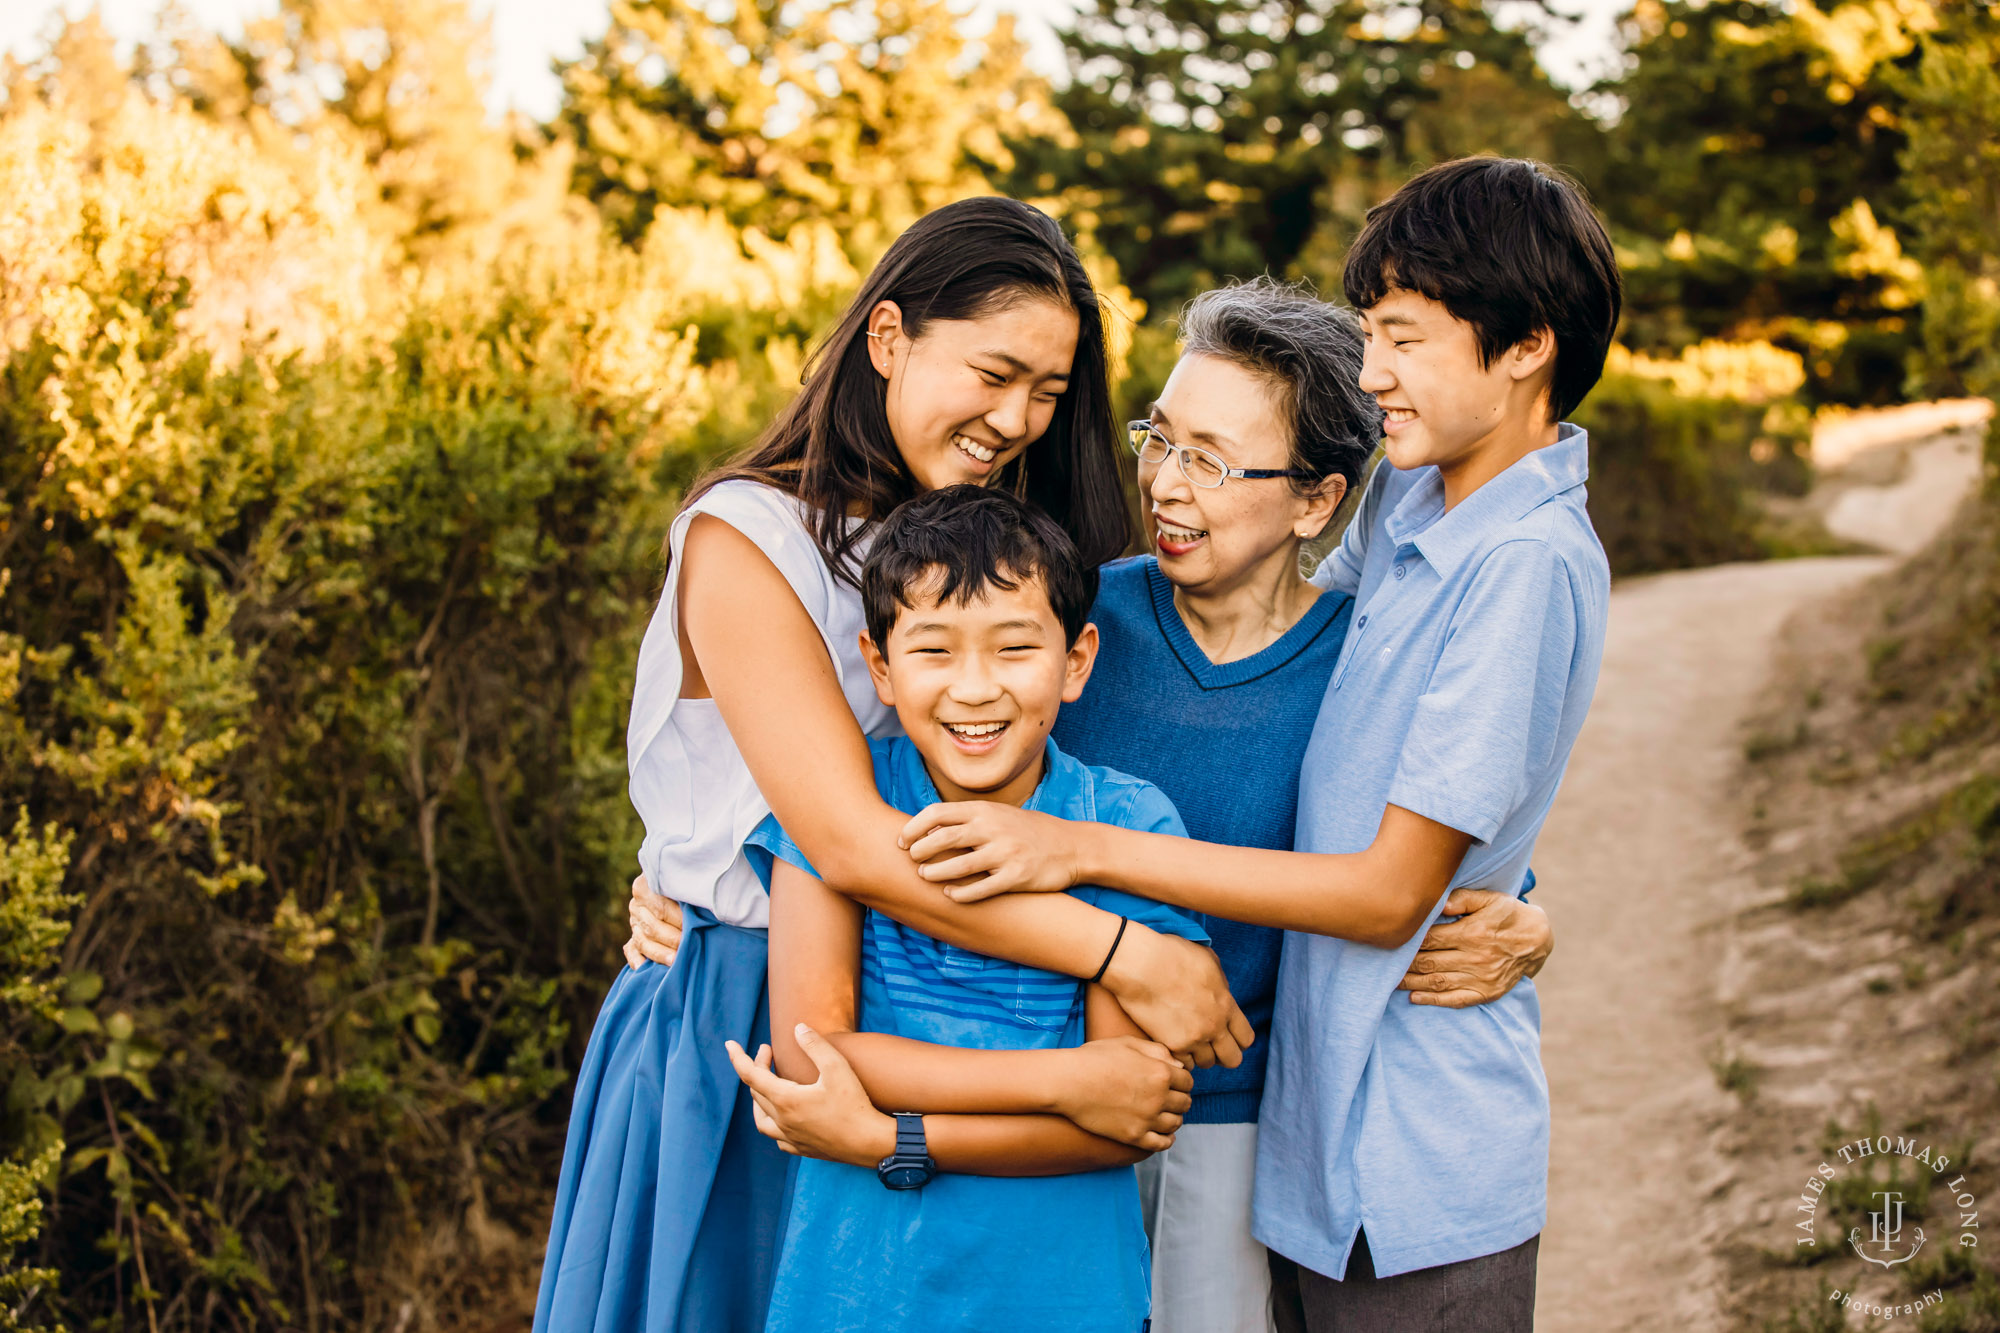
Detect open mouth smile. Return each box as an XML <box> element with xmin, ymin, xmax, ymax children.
<box><xmin>1154</xmin><ymin>515</ymin><xmax>1208</xmax><ymax>556</ymax></box>
<box><xmin>941</xmin><ymin>719</ymin><xmax>1010</xmax><ymax>754</ymax></box>
<box><xmin>953</xmin><ymin>433</ymin><xmax>999</xmax><ymax>468</ymax></box>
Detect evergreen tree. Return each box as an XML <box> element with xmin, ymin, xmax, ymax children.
<box><xmin>1009</xmin><ymin>0</ymin><xmax>1573</xmax><ymax>313</ymax></box>
<box><xmin>1893</xmin><ymin>4</ymin><xmax>2000</xmax><ymax>402</ymax></box>
<box><xmin>188</xmin><ymin>0</ymin><xmax>521</xmax><ymax>242</ymax></box>
<box><xmin>556</xmin><ymin>0</ymin><xmax>1051</xmax><ymax>256</ymax></box>
<box><xmin>31</xmin><ymin>11</ymin><xmax>130</xmax><ymax>129</ymax></box>
<box><xmin>1590</xmin><ymin>0</ymin><xmax>1933</xmax><ymax>403</ymax></box>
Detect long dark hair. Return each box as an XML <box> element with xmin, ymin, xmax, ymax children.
<box><xmin>681</xmin><ymin>196</ymin><xmax>1130</xmax><ymax>580</ymax></box>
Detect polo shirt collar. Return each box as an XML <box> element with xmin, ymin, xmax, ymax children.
<box><xmin>1384</xmin><ymin>423</ymin><xmax>1591</xmax><ymax>579</ymax></box>
<box><xmin>887</xmin><ymin>734</ymin><xmax>1093</xmax><ymax>822</ymax></box>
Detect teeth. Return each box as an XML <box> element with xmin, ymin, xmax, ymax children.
<box><xmin>944</xmin><ymin>721</ymin><xmax>1008</xmax><ymax>738</ymax></box>
<box><xmin>953</xmin><ymin>434</ymin><xmax>997</xmax><ymax>463</ymax></box>
<box><xmin>1384</xmin><ymin>408</ymin><xmax>1417</xmax><ymax>422</ymax></box>
<box><xmin>1156</xmin><ymin>518</ymin><xmax>1207</xmax><ymax>541</ymax></box>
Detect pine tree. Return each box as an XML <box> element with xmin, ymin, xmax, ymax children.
<box><xmin>1590</xmin><ymin>0</ymin><xmax>1932</xmax><ymax>403</ymax></box>
<box><xmin>1007</xmin><ymin>0</ymin><xmax>1570</xmax><ymax>313</ymax></box>
<box><xmin>192</xmin><ymin>0</ymin><xmax>521</xmax><ymax>242</ymax></box>
<box><xmin>6</xmin><ymin>10</ymin><xmax>130</xmax><ymax>130</ymax></box>
<box><xmin>1893</xmin><ymin>4</ymin><xmax>2000</xmax><ymax>401</ymax></box>
<box><xmin>557</xmin><ymin>0</ymin><xmax>1052</xmax><ymax>257</ymax></box>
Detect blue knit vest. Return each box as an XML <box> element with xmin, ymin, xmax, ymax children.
<box><xmin>1054</xmin><ymin>556</ymin><xmax>1353</xmax><ymax>1123</ymax></box>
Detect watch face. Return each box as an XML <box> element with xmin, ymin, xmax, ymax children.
<box><xmin>883</xmin><ymin>1163</ymin><xmax>930</xmax><ymax>1190</ymax></box>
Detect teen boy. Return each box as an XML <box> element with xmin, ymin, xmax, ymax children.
<box><xmin>727</xmin><ymin>484</ymin><xmax>1209</xmax><ymax>1333</ymax></box>
<box><xmin>896</xmin><ymin>156</ymin><xmax>1621</xmax><ymax>1330</ymax></box>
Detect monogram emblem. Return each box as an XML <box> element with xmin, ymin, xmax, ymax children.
<box><xmin>1848</xmin><ymin>1190</ymin><xmax>1926</xmax><ymax>1268</ymax></box>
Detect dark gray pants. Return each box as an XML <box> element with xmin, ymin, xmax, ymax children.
<box><xmin>1270</xmin><ymin>1229</ymin><xmax>1539</xmax><ymax>1333</ymax></box>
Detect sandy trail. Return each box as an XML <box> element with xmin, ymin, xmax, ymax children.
<box><xmin>1532</xmin><ymin>426</ymin><xmax>1985</xmax><ymax>1330</ymax></box>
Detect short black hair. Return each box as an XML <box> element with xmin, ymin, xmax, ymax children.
<box><xmin>1343</xmin><ymin>157</ymin><xmax>1623</xmax><ymax>421</ymax></box>
<box><xmin>863</xmin><ymin>485</ymin><xmax>1097</xmax><ymax>650</ymax></box>
<box><xmin>1177</xmin><ymin>277</ymin><xmax>1381</xmax><ymax>499</ymax></box>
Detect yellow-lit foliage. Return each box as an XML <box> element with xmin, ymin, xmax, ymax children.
<box><xmin>1605</xmin><ymin>338</ymin><xmax>1810</xmax><ymax>404</ymax></box>
<box><xmin>1579</xmin><ymin>341</ymin><xmax>1818</xmax><ymax>575</ymax></box>
<box><xmin>1829</xmin><ymin>198</ymin><xmax>1925</xmax><ymax>307</ymax></box>
<box><xmin>0</xmin><ymin>24</ymin><xmax>879</xmax><ymax>1327</ymax></box>
<box><xmin>1788</xmin><ymin>0</ymin><xmax>1937</xmax><ymax>88</ymax></box>
<box><xmin>561</xmin><ymin>0</ymin><xmax>1055</xmax><ymax>262</ymax></box>
<box><xmin>0</xmin><ymin>97</ymin><xmax>384</xmax><ymax>366</ymax></box>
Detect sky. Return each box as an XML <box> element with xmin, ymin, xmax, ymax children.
<box><xmin>1</xmin><ymin>0</ymin><xmax>1633</xmax><ymax>123</ymax></box>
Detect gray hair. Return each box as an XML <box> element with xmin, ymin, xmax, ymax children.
<box><xmin>1176</xmin><ymin>276</ymin><xmax>1382</xmax><ymax>496</ymax></box>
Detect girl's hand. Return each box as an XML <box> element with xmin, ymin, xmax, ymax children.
<box><xmin>725</xmin><ymin>1025</ymin><xmax>896</xmax><ymax>1168</ymax></box>
<box><xmin>898</xmin><ymin>803</ymin><xmax>1080</xmax><ymax>902</ymax></box>
<box><xmin>623</xmin><ymin>873</ymin><xmax>684</xmax><ymax>970</ymax></box>
<box><xmin>1397</xmin><ymin>890</ymin><xmax>1554</xmax><ymax>1007</ymax></box>
<box><xmin>1054</xmin><ymin>1037</ymin><xmax>1193</xmax><ymax>1150</ymax></box>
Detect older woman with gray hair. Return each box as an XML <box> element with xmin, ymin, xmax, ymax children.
<box><xmin>624</xmin><ymin>276</ymin><xmax>1554</xmax><ymax>1332</ymax></box>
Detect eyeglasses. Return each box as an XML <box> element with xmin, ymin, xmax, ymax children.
<box><xmin>1127</xmin><ymin>420</ymin><xmax>1314</xmax><ymax>489</ymax></box>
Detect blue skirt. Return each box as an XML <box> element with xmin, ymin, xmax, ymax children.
<box><xmin>534</xmin><ymin>907</ymin><xmax>793</xmax><ymax>1332</ymax></box>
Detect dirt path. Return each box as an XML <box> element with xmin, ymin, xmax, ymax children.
<box><xmin>1532</xmin><ymin>425</ymin><xmax>1986</xmax><ymax>1330</ymax></box>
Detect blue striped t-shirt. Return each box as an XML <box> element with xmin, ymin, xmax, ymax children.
<box><xmin>746</xmin><ymin>735</ymin><xmax>1208</xmax><ymax>1333</ymax></box>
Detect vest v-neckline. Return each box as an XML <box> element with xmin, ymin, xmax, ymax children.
<box><xmin>1143</xmin><ymin>559</ymin><xmax>1347</xmax><ymax>691</ymax></box>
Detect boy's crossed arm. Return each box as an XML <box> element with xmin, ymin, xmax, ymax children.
<box><xmin>725</xmin><ymin>858</ymin><xmax>1189</xmax><ymax>1175</ymax></box>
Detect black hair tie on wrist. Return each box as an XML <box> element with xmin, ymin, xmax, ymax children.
<box><xmin>1090</xmin><ymin>916</ymin><xmax>1130</xmax><ymax>986</ymax></box>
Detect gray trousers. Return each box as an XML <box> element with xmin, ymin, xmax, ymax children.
<box><xmin>1136</xmin><ymin>1122</ymin><xmax>1275</xmax><ymax>1333</ymax></box>
<box><xmin>1271</xmin><ymin>1229</ymin><xmax>1539</xmax><ymax>1333</ymax></box>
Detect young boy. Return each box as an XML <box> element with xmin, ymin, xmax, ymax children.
<box><xmin>728</xmin><ymin>484</ymin><xmax>1209</xmax><ymax>1333</ymax></box>
<box><xmin>897</xmin><ymin>156</ymin><xmax>1621</xmax><ymax>1329</ymax></box>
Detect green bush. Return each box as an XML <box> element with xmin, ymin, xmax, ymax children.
<box><xmin>0</xmin><ymin>278</ymin><xmax>683</xmax><ymax>1328</ymax></box>
<box><xmin>1576</xmin><ymin>370</ymin><xmax>1815</xmax><ymax>577</ymax></box>
<box><xmin>0</xmin><ymin>84</ymin><xmax>828</xmax><ymax>1328</ymax></box>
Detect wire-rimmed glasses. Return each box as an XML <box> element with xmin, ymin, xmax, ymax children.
<box><xmin>1127</xmin><ymin>420</ymin><xmax>1314</xmax><ymax>489</ymax></box>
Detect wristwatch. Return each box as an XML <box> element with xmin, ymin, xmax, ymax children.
<box><xmin>876</xmin><ymin>1112</ymin><xmax>936</xmax><ymax>1191</ymax></box>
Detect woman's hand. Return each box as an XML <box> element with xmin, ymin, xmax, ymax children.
<box><xmin>725</xmin><ymin>1025</ymin><xmax>896</xmax><ymax>1168</ymax></box>
<box><xmin>1053</xmin><ymin>1037</ymin><xmax>1193</xmax><ymax>1151</ymax></box>
<box><xmin>1101</xmin><ymin>925</ymin><xmax>1253</xmax><ymax>1069</ymax></box>
<box><xmin>1396</xmin><ymin>889</ymin><xmax>1553</xmax><ymax>1008</ymax></box>
<box><xmin>623</xmin><ymin>873</ymin><xmax>684</xmax><ymax>970</ymax></box>
<box><xmin>898</xmin><ymin>802</ymin><xmax>1081</xmax><ymax>902</ymax></box>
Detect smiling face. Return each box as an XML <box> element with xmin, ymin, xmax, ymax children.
<box><xmin>1356</xmin><ymin>288</ymin><xmax>1557</xmax><ymax>484</ymax></box>
<box><xmin>868</xmin><ymin>295</ymin><xmax>1081</xmax><ymax>493</ymax></box>
<box><xmin>1140</xmin><ymin>353</ymin><xmax>1343</xmax><ymax>597</ymax></box>
<box><xmin>860</xmin><ymin>568</ymin><xmax>1097</xmax><ymax>807</ymax></box>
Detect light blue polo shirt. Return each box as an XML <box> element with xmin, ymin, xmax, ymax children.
<box><xmin>1254</xmin><ymin>424</ymin><xmax>1609</xmax><ymax>1280</ymax></box>
<box><xmin>748</xmin><ymin>735</ymin><xmax>1209</xmax><ymax>1333</ymax></box>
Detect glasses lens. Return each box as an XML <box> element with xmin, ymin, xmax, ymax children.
<box><xmin>1183</xmin><ymin>447</ymin><xmax>1228</xmax><ymax>487</ymax></box>
<box><xmin>1129</xmin><ymin>423</ymin><xmax>1168</xmax><ymax>461</ymax></box>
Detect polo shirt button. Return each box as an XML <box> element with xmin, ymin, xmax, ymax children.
<box><xmin>1393</xmin><ymin>565</ymin><xmax>1407</xmax><ymax>580</ymax></box>
<box><xmin>1357</xmin><ymin>614</ymin><xmax>1368</xmax><ymax>629</ymax></box>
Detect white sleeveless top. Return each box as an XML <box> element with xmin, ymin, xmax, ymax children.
<box><xmin>627</xmin><ymin>479</ymin><xmax>900</xmax><ymax>929</ymax></box>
